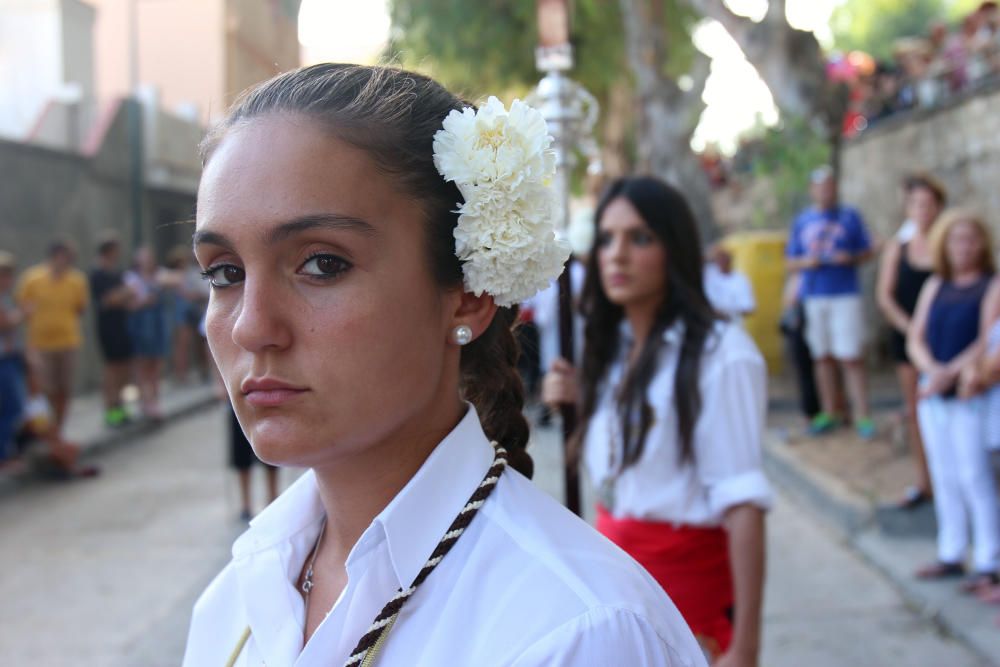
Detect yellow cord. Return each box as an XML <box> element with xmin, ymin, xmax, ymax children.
<box><xmin>361</xmin><ymin>616</ymin><xmax>397</xmax><ymax>667</ymax></box>
<box><xmin>225</xmin><ymin>617</ymin><xmax>394</xmax><ymax>667</ymax></box>
<box><xmin>225</xmin><ymin>626</ymin><xmax>252</xmax><ymax>667</ymax></box>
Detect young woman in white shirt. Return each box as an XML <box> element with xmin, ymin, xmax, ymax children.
<box><xmin>544</xmin><ymin>177</ymin><xmax>771</xmax><ymax>666</ymax></box>
<box><xmin>182</xmin><ymin>64</ymin><xmax>706</xmax><ymax>667</ymax></box>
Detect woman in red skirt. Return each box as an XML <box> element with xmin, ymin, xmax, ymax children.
<box><xmin>545</xmin><ymin>176</ymin><xmax>771</xmax><ymax>666</ymax></box>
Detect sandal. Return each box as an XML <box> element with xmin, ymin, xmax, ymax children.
<box><xmin>977</xmin><ymin>583</ymin><xmax>1000</xmax><ymax>604</ymax></box>
<box><xmin>915</xmin><ymin>561</ymin><xmax>965</xmax><ymax>579</ymax></box>
<box><xmin>896</xmin><ymin>486</ymin><xmax>931</xmax><ymax>511</ymax></box>
<box><xmin>960</xmin><ymin>571</ymin><xmax>1000</xmax><ymax>594</ymax></box>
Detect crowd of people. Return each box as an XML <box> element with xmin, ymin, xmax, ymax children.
<box><xmin>0</xmin><ymin>234</ymin><xmax>210</xmax><ymax>476</ymax></box>
<box><xmin>839</xmin><ymin>1</ymin><xmax>1000</xmax><ymax>136</ymax></box>
<box><xmin>778</xmin><ymin>165</ymin><xmax>1000</xmax><ymax>616</ymax></box>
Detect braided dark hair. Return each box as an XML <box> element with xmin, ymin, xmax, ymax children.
<box><xmin>201</xmin><ymin>64</ymin><xmax>533</xmax><ymax>477</ymax></box>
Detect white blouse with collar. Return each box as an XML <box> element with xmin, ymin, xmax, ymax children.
<box><xmin>182</xmin><ymin>407</ymin><xmax>707</xmax><ymax>667</ymax></box>
<box><xmin>583</xmin><ymin>320</ymin><xmax>773</xmax><ymax>526</ymax></box>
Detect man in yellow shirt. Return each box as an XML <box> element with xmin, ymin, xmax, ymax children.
<box><xmin>16</xmin><ymin>241</ymin><xmax>89</xmax><ymax>436</ymax></box>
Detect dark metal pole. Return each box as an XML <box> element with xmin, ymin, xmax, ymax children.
<box><xmin>535</xmin><ymin>0</ymin><xmax>583</xmax><ymax>516</ymax></box>
<box><xmin>556</xmin><ymin>261</ymin><xmax>581</xmax><ymax>515</ymax></box>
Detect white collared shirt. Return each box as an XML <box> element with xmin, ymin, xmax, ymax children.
<box><xmin>703</xmin><ymin>264</ymin><xmax>756</xmax><ymax>324</ymax></box>
<box><xmin>183</xmin><ymin>407</ymin><xmax>707</xmax><ymax>667</ymax></box>
<box><xmin>583</xmin><ymin>321</ymin><xmax>773</xmax><ymax>526</ymax></box>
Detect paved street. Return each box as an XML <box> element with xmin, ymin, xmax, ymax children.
<box><xmin>0</xmin><ymin>407</ymin><xmax>988</xmax><ymax>666</ymax></box>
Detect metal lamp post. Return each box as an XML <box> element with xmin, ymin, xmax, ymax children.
<box><xmin>529</xmin><ymin>0</ymin><xmax>601</xmax><ymax>517</ymax></box>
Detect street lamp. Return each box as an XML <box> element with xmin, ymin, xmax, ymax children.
<box><xmin>528</xmin><ymin>0</ymin><xmax>601</xmax><ymax>517</ymax></box>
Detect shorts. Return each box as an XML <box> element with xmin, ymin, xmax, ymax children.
<box><xmin>98</xmin><ymin>320</ymin><xmax>133</xmax><ymax>363</ymax></box>
<box><xmin>129</xmin><ymin>307</ymin><xmax>168</xmax><ymax>359</ymax></box>
<box><xmin>803</xmin><ymin>294</ymin><xmax>865</xmax><ymax>360</ymax></box>
<box><xmin>173</xmin><ymin>297</ymin><xmax>205</xmax><ymax>329</ymax></box>
<box><xmin>36</xmin><ymin>349</ymin><xmax>77</xmax><ymax>395</ymax></box>
<box><xmin>889</xmin><ymin>329</ymin><xmax>909</xmax><ymax>365</ymax></box>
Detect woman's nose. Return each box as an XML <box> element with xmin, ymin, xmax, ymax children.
<box><xmin>230</xmin><ymin>278</ymin><xmax>293</xmax><ymax>353</ymax></box>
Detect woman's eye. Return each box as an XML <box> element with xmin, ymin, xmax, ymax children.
<box><xmin>596</xmin><ymin>232</ymin><xmax>612</xmax><ymax>248</ymax></box>
<box><xmin>300</xmin><ymin>254</ymin><xmax>351</xmax><ymax>279</ymax></box>
<box><xmin>201</xmin><ymin>265</ymin><xmax>245</xmax><ymax>288</ymax></box>
<box><xmin>632</xmin><ymin>231</ymin><xmax>654</xmax><ymax>246</ymax></box>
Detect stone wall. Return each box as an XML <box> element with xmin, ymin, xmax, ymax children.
<box><xmin>0</xmin><ymin>101</ymin><xmax>197</xmax><ymax>391</ymax></box>
<box><xmin>838</xmin><ymin>81</ymin><xmax>1000</xmax><ymax>362</ymax></box>
<box><xmin>840</xmin><ymin>80</ymin><xmax>1000</xmax><ymax>240</ymax></box>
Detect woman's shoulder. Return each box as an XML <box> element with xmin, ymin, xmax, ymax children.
<box><xmin>183</xmin><ymin>560</ymin><xmax>247</xmax><ymax>665</ymax></box>
<box><xmin>702</xmin><ymin>320</ymin><xmax>764</xmax><ymax>371</ymax></box>
<box><xmin>477</xmin><ymin>470</ymin><xmax>703</xmax><ymax>660</ymax></box>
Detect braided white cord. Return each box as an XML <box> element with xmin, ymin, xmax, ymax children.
<box><xmin>341</xmin><ymin>445</ymin><xmax>509</xmax><ymax>667</ymax></box>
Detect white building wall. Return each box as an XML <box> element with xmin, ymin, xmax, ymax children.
<box><xmin>0</xmin><ymin>0</ymin><xmax>94</xmax><ymax>143</ymax></box>
<box><xmin>0</xmin><ymin>0</ymin><xmax>63</xmax><ymax>139</ymax></box>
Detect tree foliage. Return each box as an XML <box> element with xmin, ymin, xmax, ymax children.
<box><xmin>386</xmin><ymin>0</ymin><xmax>698</xmax><ymax>103</ymax></box>
<box><xmin>831</xmin><ymin>0</ymin><xmax>981</xmax><ymax>62</ymax></box>
<box><xmin>745</xmin><ymin>116</ymin><xmax>831</xmax><ymax>226</ymax></box>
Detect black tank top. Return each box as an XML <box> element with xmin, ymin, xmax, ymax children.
<box><xmin>893</xmin><ymin>242</ymin><xmax>932</xmax><ymax>316</ymax></box>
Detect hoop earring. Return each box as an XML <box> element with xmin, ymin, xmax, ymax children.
<box><xmin>451</xmin><ymin>325</ymin><xmax>473</xmax><ymax>346</ymax></box>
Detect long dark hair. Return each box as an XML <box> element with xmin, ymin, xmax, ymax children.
<box><xmin>200</xmin><ymin>64</ymin><xmax>533</xmax><ymax>477</ymax></box>
<box><xmin>574</xmin><ymin>176</ymin><xmax>718</xmax><ymax>467</ymax></box>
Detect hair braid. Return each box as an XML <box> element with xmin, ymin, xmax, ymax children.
<box><xmin>460</xmin><ymin>308</ymin><xmax>533</xmax><ymax>479</ymax></box>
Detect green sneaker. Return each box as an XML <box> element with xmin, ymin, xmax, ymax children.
<box><xmin>856</xmin><ymin>417</ymin><xmax>877</xmax><ymax>440</ymax></box>
<box><xmin>807</xmin><ymin>412</ymin><xmax>839</xmax><ymax>436</ymax></box>
<box><xmin>105</xmin><ymin>406</ymin><xmax>128</xmax><ymax>428</ymax></box>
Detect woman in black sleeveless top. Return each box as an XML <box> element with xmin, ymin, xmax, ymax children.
<box><xmin>907</xmin><ymin>209</ymin><xmax>1000</xmax><ymax>589</ymax></box>
<box><xmin>876</xmin><ymin>175</ymin><xmax>945</xmax><ymax>509</ymax></box>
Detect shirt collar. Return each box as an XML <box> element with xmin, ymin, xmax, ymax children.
<box><xmin>618</xmin><ymin>318</ymin><xmax>685</xmax><ymax>347</ymax></box>
<box><xmin>375</xmin><ymin>404</ymin><xmax>495</xmax><ymax>589</ymax></box>
<box><xmin>232</xmin><ymin>468</ymin><xmax>324</xmax><ymax>558</ymax></box>
<box><xmin>231</xmin><ymin>404</ymin><xmax>495</xmax><ymax>591</ymax></box>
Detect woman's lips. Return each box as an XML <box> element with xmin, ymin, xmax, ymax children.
<box><xmin>243</xmin><ymin>388</ymin><xmax>308</xmax><ymax>407</ymax></box>
<box><xmin>606</xmin><ymin>273</ymin><xmax>631</xmax><ymax>287</ymax></box>
<box><xmin>241</xmin><ymin>379</ymin><xmax>309</xmax><ymax>407</ymax></box>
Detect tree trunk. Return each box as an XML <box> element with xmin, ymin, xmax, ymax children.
<box><xmin>599</xmin><ymin>81</ymin><xmax>633</xmax><ymax>181</ymax></box>
<box><xmin>619</xmin><ymin>0</ymin><xmax>717</xmax><ymax>238</ymax></box>
<box><xmin>681</xmin><ymin>0</ymin><xmax>848</xmax><ymax>149</ymax></box>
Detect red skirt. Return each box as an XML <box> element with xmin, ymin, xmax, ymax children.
<box><xmin>596</xmin><ymin>505</ymin><xmax>733</xmax><ymax>657</ymax></box>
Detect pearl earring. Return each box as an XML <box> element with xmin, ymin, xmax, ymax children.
<box><xmin>451</xmin><ymin>325</ymin><xmax>473</xmax><ymax>346</ymax></box>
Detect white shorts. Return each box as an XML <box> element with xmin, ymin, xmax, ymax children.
<box><xmin>803</xmin><ymin>294</ymin><xmax>865</xmax><ymax>360</ymax></box>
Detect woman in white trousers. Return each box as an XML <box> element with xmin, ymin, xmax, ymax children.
<box><xmin>908</xmin><ymin>208</ymin><xmax>1000</xmax><ymax>591</ymax></box>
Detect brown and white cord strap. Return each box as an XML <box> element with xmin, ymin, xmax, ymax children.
<box><xmin>343</xmin><ymin>444</ymin><xmax>509</xmax><ymax>667</ymax></box>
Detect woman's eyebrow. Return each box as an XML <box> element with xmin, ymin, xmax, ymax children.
<box><xmin>265</xmin><ymin>214</ymin><xmax>378</xmax><ymax>244</ymax></box>
<box><xmin>192</xmin><ymin>230</ymin><xmax>234</xmax><ymax>251</ymax></box>
<box><xmin>192</xmin><ymin>214</ymin><xmax>377</xmax><ymax>251</ymax></box>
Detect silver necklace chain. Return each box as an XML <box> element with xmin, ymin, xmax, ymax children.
<box><xmin>301</xmin><ymin>518</ymin><xmax>327</xmax><ymax>601</ymax></box>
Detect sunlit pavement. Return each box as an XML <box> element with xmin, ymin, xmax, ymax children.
<box><xmin>0</xmin><ymin>407</ymin><xmax>986</xmax><ymax>666</ymax></box>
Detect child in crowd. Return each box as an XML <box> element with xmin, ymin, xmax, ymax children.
<box><xmin>0</xmin><ymin>250</ymin><xmax>97</xmax><ymax>478</ymax></box>
<box><xmin>0</xmin><ymin>251</ymin><xmax>26</xmax><ymax>468</ymax></box>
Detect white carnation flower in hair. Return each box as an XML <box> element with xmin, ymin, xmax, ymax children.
<box><xmin>434</xmin><ymin>96</ymin><xmax>556</xmax><ymax>192</ymax></box>
<box><xmin>463</xmin><ymin>233</ymin><xmax>571</xmax><ymax>307</ymax></box>
<box><xmin>433</xmin><ymin>96</ymin><xmax>568</xmax><ymax>308</ymax></box>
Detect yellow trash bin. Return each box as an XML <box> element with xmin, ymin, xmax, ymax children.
<box><xmin>719</xmin><ymin>231</ymin><xmax>787</xmax><ymax>375</ymax></box>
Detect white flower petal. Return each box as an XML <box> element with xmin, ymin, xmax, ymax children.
<box><xmin>433</xmin><ymin>96</ymin><xmax>567</xmax><ymax>306</ymax></box>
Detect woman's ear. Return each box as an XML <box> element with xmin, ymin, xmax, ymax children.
<box><xmin>449</xmin><ymin>290</ymin><xmax>498</xmax><ymax>345</ymax></box>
